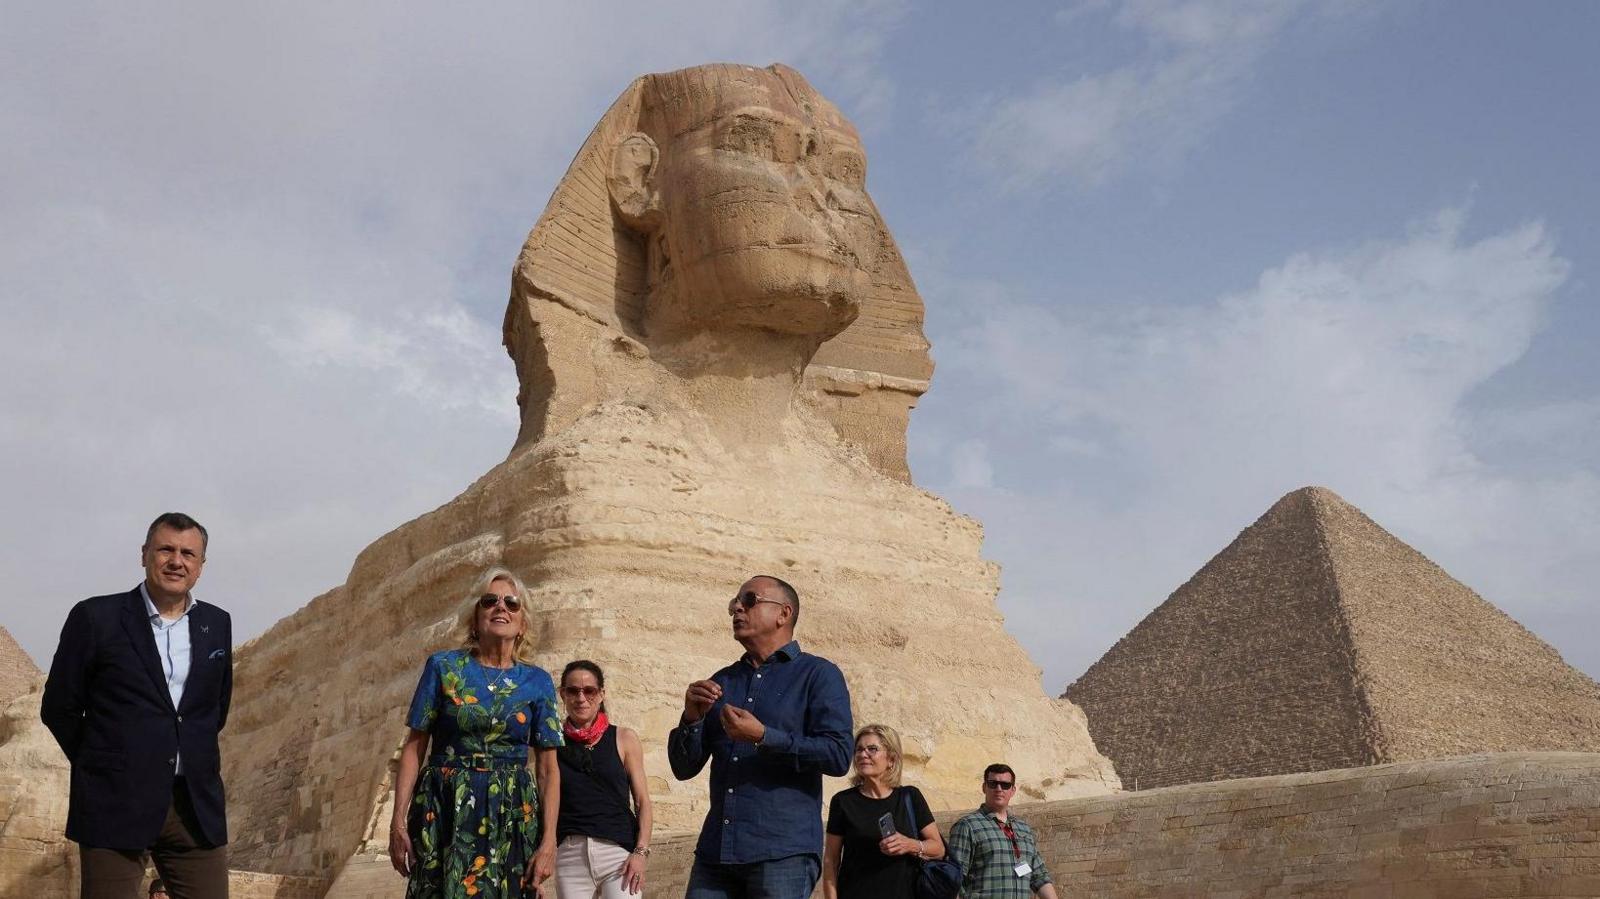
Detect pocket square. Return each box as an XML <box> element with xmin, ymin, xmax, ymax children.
<box><xmin>209</xmin><ymin>649</ymin><xmax>227</xmax><ymax>660</ymax></box>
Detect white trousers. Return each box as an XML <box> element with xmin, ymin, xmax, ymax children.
<box><xmin>554</xmin><ymin>833</ymin><xmax>632</xmax><ymax>899</ymax></box>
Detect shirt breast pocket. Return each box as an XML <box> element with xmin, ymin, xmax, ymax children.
<box><xmin>761</xmin><ymin>689</ymin><xmax>805</xmax><ymax>731</ymax></box>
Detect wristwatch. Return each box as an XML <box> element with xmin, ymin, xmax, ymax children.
<box><xmin>632</xmin><ymin>846</ymin><xmax>652</xmax><ymax>858</ymax></box>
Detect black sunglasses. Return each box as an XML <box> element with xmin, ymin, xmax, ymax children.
<box><xmin>727</xmin><ymin>590</ymin><xmax>790</xmax><ymax>616</ymax></box>
<box><xmin>478</xmin><ymin>593</ymin><xmax>522</xmax><ymax>612</ymax></box>
<box><xmin>984</xmin><ymin>779</ymin><xmax>1015</xmax><ymax>791</ymax></box>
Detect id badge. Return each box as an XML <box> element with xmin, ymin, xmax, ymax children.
<box><xmin>1014</xmin><ymin>862</ymin><xmax>1032</xmax><ymax>878</ymax></box>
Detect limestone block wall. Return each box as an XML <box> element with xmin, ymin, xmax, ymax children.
<box><xmin>967</xmin><ymin>752</ymin><xmax>1600</xmax><ymax>897</ymax></box>
<box><xmin>284</xmin><ymin>752</ymin><xmax>1600</xmax><ymax>898</ymax></box>
<box><xmin>624</xmin><ymin>752</ymin><xmax>1600</xmax><ymax>898</ymax></box>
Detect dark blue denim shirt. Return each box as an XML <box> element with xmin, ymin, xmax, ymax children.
<box><xmin>668</xmin><ymin>640</ymin><xmax>853</xmax><ymax>865</ymax></box>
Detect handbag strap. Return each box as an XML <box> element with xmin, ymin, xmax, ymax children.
<box><xmin>900</xmin><ymin>786</ymin><xmax>918</xmax><ymax>838</ymax></box>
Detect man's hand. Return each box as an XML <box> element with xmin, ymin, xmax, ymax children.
<box><xmin>387</xmin><ymin>821</ymin><xmax>412</xmax><ymax>876</ymax></box>
<box><xmin>720</xmin><ymin>704</ymin><xmax>766</xmax><ymax>744</ymax></box>
<box><xmin>683</xmin><ymin>679</ymin><xmax>722</xmax><ymax>724</ymax></box>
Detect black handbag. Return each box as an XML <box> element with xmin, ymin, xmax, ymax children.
<box><xmin>901</xmin><ymin>788</ymin><xmax>962</xmax><ymax>899</ymax></box>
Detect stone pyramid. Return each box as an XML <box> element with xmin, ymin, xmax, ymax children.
<box><xmin>1063</xmin><ymin>486</ymin><xmax>1600</xmax><ymax>791</ymax></box>
<box><xmin>0</xmin><ymin>627</ymin><xmax>39</xmax><ymax>700</ymax></box>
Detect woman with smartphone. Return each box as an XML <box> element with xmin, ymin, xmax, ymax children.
<box><xmin>822</xmin><ymin>723</ymin><xmax>946</xmax><ymax>899</ymax></box>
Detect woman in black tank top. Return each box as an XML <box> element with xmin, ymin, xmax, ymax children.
<box><xmin>553</xmin><ymin>660</ymin><xmax>654</xmax><ymax>898</ymax></box>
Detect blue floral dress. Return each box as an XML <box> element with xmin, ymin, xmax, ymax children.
<box><xmin>405</xmin><ymin>649</ymin><xmax>564</xmax><ymax>899</ymax></box>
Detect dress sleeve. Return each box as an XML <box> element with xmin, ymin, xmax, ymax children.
<box><xmin>528</xmin><ymin>667</ymin><xmax>565</xmax><ymax>748</ymax></box>
<box><xmin>405</xmin><ymin>654</ymin><xmax>442</xmax><ymax>731</ymax></box>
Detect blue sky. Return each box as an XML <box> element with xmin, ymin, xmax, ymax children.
<box><xmin>3</xmin><ymin>1</ymin><xmax>1596</xmax><ymax>695</ymax></box>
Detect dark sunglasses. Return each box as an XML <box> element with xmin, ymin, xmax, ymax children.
<box><xmin>984</xmin><ymin>779</ymin><xmax>1015</xmax><ymax>791</ymax></box>
<box><xmin>726</xmin><ymin>590</ymin><xmax>790</xmax><ymax>616</ymax></box>
<box><xmin>562</xmin><ymin>685</ymin><xmax>601</xmax><ymax>698</ymax></box>
<box><xmin>478</xmin><ymin>593</ymin><xmax>522</xmax><ymax>612</ymax></box>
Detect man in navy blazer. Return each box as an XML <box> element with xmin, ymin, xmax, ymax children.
<box><xmin>42</xmin><ymin>512</ymin><xmax>233</xmax><ymax>899</ymax></box>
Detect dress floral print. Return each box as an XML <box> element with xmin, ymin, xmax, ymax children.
<box><xmin>405</xmin><ymin>649</ymin><xmax>563</xmax><ymax>899</ymax></box>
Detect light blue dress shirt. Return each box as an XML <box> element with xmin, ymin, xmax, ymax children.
<box><xmin>140</xmin><ymin>583</ymin><xmax>195</xmax><ymax>774</ymax></box>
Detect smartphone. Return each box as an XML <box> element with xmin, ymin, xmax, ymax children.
<box><xmin>877</xmin><ymin>812</ymin><xmax>896</xmax><ymax>839</ymax></box>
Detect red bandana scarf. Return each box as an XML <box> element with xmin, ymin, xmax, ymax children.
<box><xmin>563</xmin><ymin>710</ymin><xmax>609</xmax><ymax>748</ymax></box>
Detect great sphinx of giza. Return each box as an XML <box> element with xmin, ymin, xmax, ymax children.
<box><xmin>218</xmin><ymin>63</ymin><xmax>1119</xmax><ymax>886</ymax></box>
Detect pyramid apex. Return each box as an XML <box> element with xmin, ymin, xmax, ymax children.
<box><xmin>1275</xmin><ymin>484</ymin><xmax>1351</xmax><ymax>507</ymax></box>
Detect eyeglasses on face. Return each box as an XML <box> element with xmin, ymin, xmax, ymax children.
<box><xmin>478</xmin><ymin>593</ymin><xmax>522</xmax><ymax>612</ymax></box>
<box><xmin>983</xmin><ymin>779</ymin><xmax>1015</xmax><ymax>791</ymax></box>
<box><xmin>562</xmin><ymin>685</ymin><xmax>601</xmax><ymax>699</ymax></box>
<box><xmin>855</xmin><ymin>744</ymin><xmax>886</xmax><ymax>756</ymax></box>
<box><xmin>727</xmin><ymin>590</ymin><xmax>790</xmax><ymax>616</ymax></box>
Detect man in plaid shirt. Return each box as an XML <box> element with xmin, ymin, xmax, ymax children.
<box><xmin>947</xmin><ymin>764</ymin><xmax>1059</xmax><ymax>899</ymax></box>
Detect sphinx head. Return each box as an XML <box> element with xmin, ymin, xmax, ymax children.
<box><xmin>609</xmin><ymin>65</ymin><xmax>874</xmax><ymax>344</ymax></box>
<box><xmin>506</xmin><ymin>64</ymin><xmax>930</xmax><ymax>474</ymax></box>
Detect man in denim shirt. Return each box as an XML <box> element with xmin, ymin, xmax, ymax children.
<box><xmin>669</xmin><ymin>575</ymin><xmax>853</xmax><ymax>898</ymax></box>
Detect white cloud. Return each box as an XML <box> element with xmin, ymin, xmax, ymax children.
<box><xmin>269</xmin><ymin>304</ymin><xmax>518</xmax><ymax>420</ymax></box>
<box><xmin>915</xmin><ymin>207</ymin><xmax>1597</xmax><ymax>691</ymax></box>
<box><xmin>974</xmin><ymin>0</ymin><xmax>1371</xmax><ymax>187</ymax></box>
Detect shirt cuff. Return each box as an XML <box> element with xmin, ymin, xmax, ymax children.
<box><xmin>755</xmin><ymin>727</ymin><xmax>792</xmax><ymax>753</ymax></box>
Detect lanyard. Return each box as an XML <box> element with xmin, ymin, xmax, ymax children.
<box><xmin>998</xmin><ymin>820</ymin><xmax>1022</xmax><ymax>860</ymax></box>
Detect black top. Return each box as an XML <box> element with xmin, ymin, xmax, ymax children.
<box><xmin>826</xmin><ymin>784</ymin><xmax>935</xmax><ymax>899</ymax></box>
<box><xmin>556</xmin><ymin>724</ymin><xmax>637</xmax><ymax>851</ymax></box>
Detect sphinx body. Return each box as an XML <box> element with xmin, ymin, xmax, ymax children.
<box><xmin>218</xmin><ymin>64</ymin><xmax>1118</xmax><ymax>887</ymax></box>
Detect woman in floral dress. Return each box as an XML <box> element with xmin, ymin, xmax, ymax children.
<box><xmin>389</xmin><ymin>567</ymin><xmax>564</xmax><ymax>898</ymax></box>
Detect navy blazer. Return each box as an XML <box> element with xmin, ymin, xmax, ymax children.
<box><xmin>40</xmin><ymin>586</ymin><xmax>232</xmax><ymax>850</ymax></box>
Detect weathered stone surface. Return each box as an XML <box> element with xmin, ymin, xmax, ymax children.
<box><xmin>219</xmin><ymin>62</ymin><xmax>1118</xmax><ymax>886</ymax></box>
<box><xmin>0</xmin><ymin>652</ymin><xmax>73</xmax><ymax>899</ymax></box>
<box><xmin>1064</xmin><ymin>486</ymin><xmax>1600</xmax><ymax>791</ymax></box>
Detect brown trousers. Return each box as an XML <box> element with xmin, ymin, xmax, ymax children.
<box><xmin>79</xmin><ymin>780</ymin><xmax>229</xmax><ymax>899</ymax></box>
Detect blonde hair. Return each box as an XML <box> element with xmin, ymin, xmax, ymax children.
<box><xmin>458</xmin><ymin>566</ymin><xmax>537</xmax><ymax>664</ymax></box>
<box><xmin>850</xmin><ymin>723</ymin><xmax>904</xmax><ymax>788</ymax></box>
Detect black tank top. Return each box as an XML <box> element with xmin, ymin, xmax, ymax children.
<box><xmin>556</xmin><ymin>724</ymin><xmax>637</xmax><ymax>850</ymax></box>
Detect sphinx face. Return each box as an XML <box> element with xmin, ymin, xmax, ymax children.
<box><xmin>646</xmin><ymin>74</ymin><xmax>877</xmax><ymax>342</ymax></box>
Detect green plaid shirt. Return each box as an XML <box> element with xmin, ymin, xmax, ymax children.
<box><xmin>947</xmin><ymin>807</ymin><xmax>1052</xmax><ymax>898</ymax></box>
